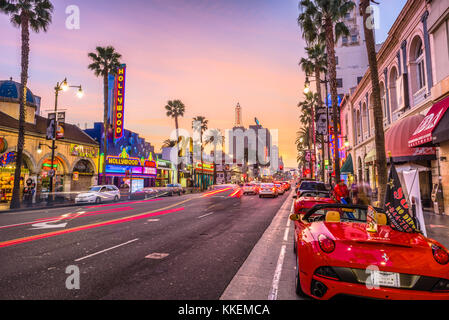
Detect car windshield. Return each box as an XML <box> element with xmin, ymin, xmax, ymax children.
<box><xmin>300</xmin><ymin>182</ymin><xmax>327</xmax><ymax>191</ymax></box>
<box><xmin>306</xmin><ymin>206</ymin><xmax>370</xmax><ymax>223</ymax></box>
<box><xmin>300</xmin><ymin>191</ymin><xmax>331</xmax><ymax>198</ymax></box>
<box><xmin>89</xmin><ymin>186</ymin><xmax>102</xmax><ymax>192</ymax></box>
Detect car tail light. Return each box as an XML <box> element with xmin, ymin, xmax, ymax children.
<box><xmin>272</xmin><ymin>188</ymin><xmax>276</xmax><ymax>191</ymax></box>
<box><xmin>318</xmin><ymin>234</ymin><xmax>335</xmax><ymax>253</ymax></box>
<box><xmin>432</xmin><ymin>245</ymin><xmax>449</xmax><ymax>265</ymax></box>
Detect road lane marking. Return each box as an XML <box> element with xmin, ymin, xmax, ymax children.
<box><xmin>145</xmin><ymin>253</ymin><xmax>169</xmax><ymax>259</ymax></box>
<box><xmin>283</xmin><ymin>227</ymin><xmax>289</xmax><ymax>242</ymax></box>
<box><xmin>0</xmin><ymin>207</ymin><xmax>135</xmax><ymax>230</ymax></box>
<box><xmin>198</xmin><ymin>212</ymin><xmax>214</xmax><ymax>219</ymax></box>
<box><xmin>0</xmin><ymin>202</ymin><xmax>189</xmax><ymax>249</ymax></box>
<box><xmin>268</xmin><ymin>244</ymin><xmax>286</xmax><ymax>300</ymax></box>
<box><xmin>75</xmin><ymin>238</ymin><xmax>139</xmax><ymax>262</ymax></box>
<box><xmin>147</xmin><ymin>219</ymin><xmax>160</xmax><ymax>222</ymax></box>
<box><xmin>30</xmin><ymin>221</ymin><xmax>68</xmax><ymax>230</ymax></box>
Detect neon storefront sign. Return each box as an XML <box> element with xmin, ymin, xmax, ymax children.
<box><xmin>114</xmin><ymin>65</ymin><xmax>126</xmax><ymax>140</ymax></box>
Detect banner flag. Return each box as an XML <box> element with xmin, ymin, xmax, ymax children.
<box><xmin>384</xmin><ymin>163</ymin><xmax>417</xmax><ymax>233</ymax></box>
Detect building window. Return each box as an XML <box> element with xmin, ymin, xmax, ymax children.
<box><xmin>335</xmin><ymin>56</ymin><xmax>339</xmax><ymax>65</ymax></box>
<box><xmin>416</xmin><ymin>43</ymin><xmax>426</xmax><ymax>90</ymax></box>
<box><xmin>357</xmin><ymin>76</ymin><xmax>363</xmax><ymax>84</ymax></box>
<box><xmin>337</xmin><ymin>78</ymin><xmax>343</xmax><ymax>88</ymax></box>
<box><xmin>342</xmin><ymin>36</ymin><xmax>348</xmax><ymax>45</ymax></box>
<box><xmin>351</xmin><ymin>33</ymin><xmax>358</xmax><ymax>43</ymax></box>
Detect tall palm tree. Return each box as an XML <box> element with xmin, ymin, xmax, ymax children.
<box><xmin>87</xmin><ymin>46</ymin><xmax>122</xmax><ymax>184</ymax></box>
<box><xmin>298</xmin><ymin>0</ymin><xmax>355</xmax><ymax>183</ymax></box>
<box><xmin>1</xmin><ymin>0</ymin><xmax>54</xmax><ymax>209</ymax></box>
<box><xmin>204</xmin><ymin>128</ymin><xmax>222</xmax><ymax>185</ymax></box>
<box><xmin>360</xmin><ymin>0</ymin><xmax>387</xmax><ymax>204</ymax></box>
<box><xmin>165</xmin><ymin>99</ymin><xmax>186</xmax><ymax>183</ymax></box>
<box><xmin>192</xmin><ymin>116</ymin><xmax>208</xmax><ymax>190</ymax></box>
<box><xmin>300</xmin><ymin>43</ymin><xmax>327</xmax><ymax>181</ymax></box>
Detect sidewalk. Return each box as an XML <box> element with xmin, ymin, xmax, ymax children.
<box><xmin>220</xmin><ymin>191</ymin><xmax>302</xmax><ymax>300</ymax></box>
<box><xmin>424</xmin><ymin>210</ymin><xmax>449</xmax><ymax>249</ymax></box>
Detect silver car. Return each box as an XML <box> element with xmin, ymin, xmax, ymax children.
<box><xmin>258</xmin><ymin>183</ymin><xmax>278</xmax><ymax>198</ymax></box>
<box><xmin>75</xmin><ymin>185</ymin><xmax>120</xmax><ymax>204</ymax></box>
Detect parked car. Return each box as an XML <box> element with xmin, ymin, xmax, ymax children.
<box><xmin>274</xmin><ymin>183</ymin><xmax>285</xmax><ymax>195</ymax></box>
<box><xmin>296</xmin><ymin>180</ymin><xmax>328</xmax><ymax>194</ymax></box>
<box><xmin>166</xmin><ymin>184</ymin><xmax>184</xmax><ymax>196</ymax></box>
<box><xmin>75</xmin><ymin>185</ymin><xmax>120</xmax><ymax>204</ymax></box>
<box><xmin>259</xmin><ymin>183</ymin><xmax>278</xmax><ymax>198</ymax></box>
<box><xmin>291</xmin><ymin>203</ymin><xmax>449</xmax><ymax>300</ymax></box>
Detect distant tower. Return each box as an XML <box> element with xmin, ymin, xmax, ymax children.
<box><xmin>235</xmin><ymin>102</ymin><xmax>243</xmax><ymax>127</ymax></box>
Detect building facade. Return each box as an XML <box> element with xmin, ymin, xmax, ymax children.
<box><xmin>0</xmin><ymin>79</ymin><xmax>100</xmax><ymax>206</ymax></box>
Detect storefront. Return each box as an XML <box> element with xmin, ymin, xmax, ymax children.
<box><xmin>385</xmin><ymin>114</ymin><xmax>437</xmax><ymax>210</ymax></box>
<box><xmin>408</xmin><ymin>95</ymin><xmax>449</xmax><ymax>214</ymax></box>
<box><xmin>340</xmin><ymin>153</ymin><xmax>354</xmax><ymax>186</ymax></box>
<box><xmin>0</xmin><ymin>151</ymin><xmax>31</xmax><ymax>203</ymax></box>
<box><xmin>194</xmin><ymin>162</ymin><xmax>214</xmax><ymax>189</ymax></box>
<box><xmin>105</xmin><ymin>153</ymin><xmax>157</xmax><ymax>191</ymax></box>
<box><xmin>156</xmin><ymin>159</ymin><xmax>173</xmax><ymax>187</ymax></box>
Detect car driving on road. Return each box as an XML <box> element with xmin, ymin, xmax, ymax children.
<box><xmin>242</xmin><ymin>183</ymin><xmax>257</xmax><ymax>195</ymax></box>
<box><xmin>75</xmin><ymin>185</ymin><xmax>120</xmax><ymax>204</ymax></box>
<box><xmin>259</xmin><ymin>183</ymin><xmax>278</xmax><ymax>198</ymax></box>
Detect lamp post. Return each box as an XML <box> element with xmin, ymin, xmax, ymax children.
<box><xmin>48</xmin><ymin>78</ymin><xmax>83</xmax><ymax>204</ymax></box>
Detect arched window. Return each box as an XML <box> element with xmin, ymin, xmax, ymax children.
<box><xmin>380</xmin><ymin>82</ymin><xmax>387</xmax><ymax>125</ymax></box>
<box><xmin>362</xmin><ymin>103</ymin><xmax>368</xmax><ymax>139</ymax></box>
<box><xmin>389</xmin><ymin>67</ymin><xmax>398</xmax><ymax>114</ymax></box>
<box><xmin>415</xmin><ymin>38</ymin><xmax>426</xmax><ymax>90</ymax></box>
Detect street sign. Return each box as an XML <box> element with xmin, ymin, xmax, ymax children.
<box><xmin>316</xmin><ymin>113</ymin><xmax>328</xmax><ymax>135</ymax></box>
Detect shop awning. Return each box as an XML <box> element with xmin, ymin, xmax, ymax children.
<box><xmin>432</xmin><ymin>102</ymin><xmax>449</xmax><ymax>144</ymax></box>
<box><xmin>386</xmin><ymin>114</ymin><xmax>436</xmax><ymax>162</ymax></box>
<box><xmin>341</xmin><ymin>153</ymin><xmax>353</xmax><ymax>174</ymax></box>
<box><xmin>408</xmin><ymin>95</ymin><xmax>449</xmax><ymax>147</ymax></box>
<box><xmin>365</xmin><ymin>149</ymin><xmax>376</xmax><ymax>164</ymax></box>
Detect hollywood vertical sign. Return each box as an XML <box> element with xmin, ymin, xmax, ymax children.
<box><xmin>114</xmin><ymin>65</ymin><xmax>126</xmax><ymax>140</ymax></box>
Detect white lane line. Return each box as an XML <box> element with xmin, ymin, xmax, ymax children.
<box><xmin>286</xmin><ymin>218</ymin><xmax>291</xmax><ymax>227</ymax></box>
<box><xmin>283</xmin><ymin>227</ymin><xmax>289</xmax><ymax>242</ymax></box>
<box><xmin>147</xmin><ymin>219</ymin><xmax>160</xmax><ymax>222</ymax></box>
<box><xmin>268</xmin><ymin>244</ymin><xmax>286</xmax><ymax>300</ymax></box>
<box><xmin>145</xmin><ymin>253</ymin><xmax>169</xmax><ymax>259</ymax></box>
<box><xmin>75</xmin><ymin>238</ymin><xmax>139</xmax><ymax>262</ymax></box>
<box><xmin>198</xmin><ymin>212</ymin><xmax>214</xmax><ymax>219</ymax></box>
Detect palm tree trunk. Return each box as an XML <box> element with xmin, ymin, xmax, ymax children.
<box><xmin>361</xmin><ymin>0</ymin><xmax>388</xmax><ymax>203</ymax></box>
<box><xmin>325</xmin><ymin>17</ymin><xmax>341</xmax><ymax>184</ymax></box>
<box><xmin>10</xmin><ymin>14</ymin><xmax>30</xmax><ymax>209</ymax></box>
<box><xmin>102</xmin><ymin>73</ymin><xmax>109</xmax><ymax>185</ymax></box>
<box><xmin>175</xmin><ymin>116</ymin><xmax>180</xmax><ymax>184</ymax></box>
<box><xmin>315</xmin><ymin>66</ymin><xmax>325</xmax><ymax>182</ymax></box>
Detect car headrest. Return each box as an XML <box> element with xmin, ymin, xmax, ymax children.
<box><xmin>325</xmin><ymin>211</ymin><xmax>341</xmax><ymax>223</ymax></box>
<box><xmin>376</xmin><ymin>213</ymin><xmax>387</xmax><ymax>226</ymax></box>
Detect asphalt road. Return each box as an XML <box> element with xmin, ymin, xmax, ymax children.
<box><xmin>0</xmin><ymin>190</ymin><xmax>290</xmax><ymax>300</ymax></box>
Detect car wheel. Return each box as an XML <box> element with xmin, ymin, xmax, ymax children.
<box><xmin>95</xmin><ymin>197</ymin><xmax>101</xmax><ymax>204</ymax></box>
<box><xmin>114</xmin><ymin>195</ymin><xmax>119</xmax><ymax>202</ymax></box>
<box><xmin>295</xmin><ymin>252</ymin><xmax>305</xmax><ymax>297</ymax></box>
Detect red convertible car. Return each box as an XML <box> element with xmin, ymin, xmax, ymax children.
<box><xmin>293</xmin><ymin>190</ymin><xmax>336</xmax><ymax>215</ymax></box>
<box><xmin>291</xmin><ymin>204</ymin><xmax>449</xmax><ymax>300</ymax></box>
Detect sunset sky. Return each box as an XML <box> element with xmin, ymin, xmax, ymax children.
<box><xmin>1</xmin><ymin>0</ymin><xmax>406</xmax><ymax>168</ymax></box>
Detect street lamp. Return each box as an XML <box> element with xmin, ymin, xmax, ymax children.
<box><xmin>303</xmin><ymin>77</ymin><xmax>311</xmax><ymax>94</ymax></box>
<box><xmin>47</xmin><ymin>78</ymin><xmax>83</xmax><ymax>204</ymax></box>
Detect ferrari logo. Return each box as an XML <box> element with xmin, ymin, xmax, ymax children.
<box><xmin>382</xmin><ymin>253</ymin><xmax>389</xmax><ymax>263</ymax></box>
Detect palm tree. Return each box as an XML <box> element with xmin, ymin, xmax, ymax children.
<box><xmin>87</xmin><ymin>46</ymin><xmax>122</xmax><ymax>184</ymax></box>
<box><xmin>1</xmin><ymin>0</ymin><xmax>54</xmax><ymax>209</ymax></box>
<box><xmin>192</xmin><ymin>116</ymin><xmax>208</xmax><ymax>190</ymax></box>
<box><xmin>298</xmin><ymin>0</ymin><xmax>355</xmax><ymax>183</ymax></box>
<box><xmin>204</xmin><ymin>128</ymin><xmax>222</xmax><ymax>185</ymax></box>
<box><xmin>165</xmin><ymin>100</ymin><xmax>186</xmax><ymax>183</ymax></box>
<box><xmin>161</xmin><ymin>139</ymin><xmax>177</xmax><ymax>149</ymax></box>
<box><xmin>300</xmin><ymin>43</ymin><xmax>327</xmax><ymax>181</ymax></box>
<box><xmin>360</xmin><ymin>0</ymin><xmax>387</xmax><ymax>203</ymax></box>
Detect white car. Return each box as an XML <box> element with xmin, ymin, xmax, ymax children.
<box><xmin>75</xmin><ymin>185</ymin><xmax>120</xmax><ymax>204</ymax></box>
<box><xmin>242</xmin><ymin>183</ymin><xmax>257</xmax><ymax>195</ymax></box>
<box><xmin>258</xmin><ymin>183</ymin><xmax>278</xmax><ymax>198</ymax></box>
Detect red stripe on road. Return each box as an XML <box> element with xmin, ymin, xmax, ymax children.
<box><xmin>0</xmin><ymin>207</ymin><xmax>184</xmax><ymax>248</ymax></box>
<box><xmin>85</xmin><ymin>198</ymin><xmax>162</xmax><ymax>209</ymax></box>
<box><xmin>0</xmin><ymin>207</ymin><xmax>135</xmax><ymax>230</ymax></box>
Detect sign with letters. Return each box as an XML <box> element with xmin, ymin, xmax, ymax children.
<box><xmin>114</xmin><ymin>65</ymin><xmax>126</xmax><ymax>140</ymax></box>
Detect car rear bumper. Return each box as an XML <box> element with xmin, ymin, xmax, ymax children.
<box><xmin>306</xmin><ymin>274</ymin><xmax>449</xmax><ymax>300</ymax></box>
